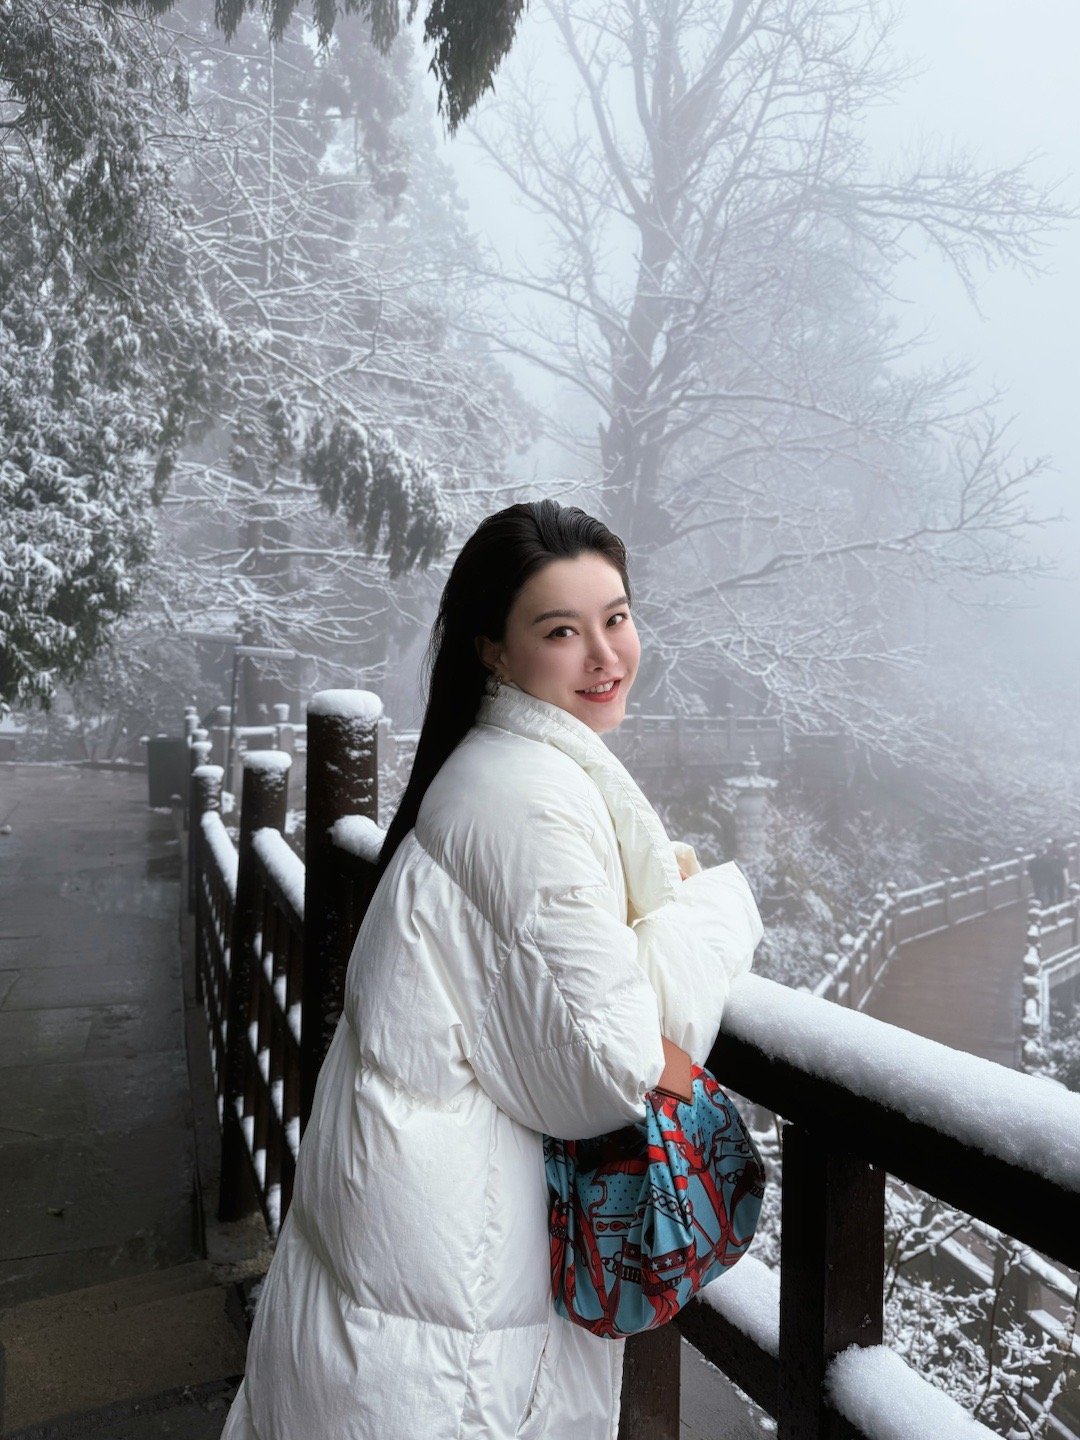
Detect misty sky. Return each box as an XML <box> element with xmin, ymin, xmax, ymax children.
<box><xmin>422</xmin><ymin>0</ymin><xmax>1079</xmax><ymax>688</ymax></box>
<box><xmin>432</xmin><ymin>0</ymin><xmax>1079</xmax><ymax>581</ymax></box>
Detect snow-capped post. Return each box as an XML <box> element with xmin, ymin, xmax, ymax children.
<box><xmin>301</xmin><ymin>690</ymin><xmax>383</xmax><ymax>1131</ymax></box>
<box><xmin>209</xmin><ymin>707</ymin><xmax>232</xmax><ymax>787</ymax></box>
<box><xmin>884</xmin><ymin>879</ymin><xmax>900</xmax><ymax>943</ymax></box>
<box><xmin>829</xmin><ymin>944</ymin><xmax>846</xmax><ymax>1002</ymax></box>
<box><xmin>938</xmin><ymin>869</ymin><xmax>956</xmax><ymax>927</ymax></box>
<box><xmin>837</xmin><ymin>933</ymin><xmax>855</xmax><ymax>1007</ymax></box>
<box><xmin>191</xmin><ymin>764</ymin><xmax>224</xmax><ymax>1005</ymax></box>
<box><xmin>778</xmin><ymin>1124</ymin><xmax>885</xmax><ymax>1438</ymax></box>
<box><xmin>183</xmin><ymin>705</ymin><xmax>199</xmax><ymax>740</ymax></box>
<box><xmin>220</xmin><ymin>750</ymin><xmax>291</xmax><ymax>1223</ymax></box>
<box><xmin>272</xmin><ymin>703</ymin><xmax>295</xmax><ymax>756</ymax></box>
<box><xmin>187</xmin><ymin>736</ymin><xmax>212</xmax><ymax>913</ymax></box>
<box><xmin>1020</xmin><ymin>919</ymin><xmax>1044</xmax><ymax>1073</ymax></box>
<box><xmin>1015</xmin><ymin>846</ymin><xmax>1029</xmax><ymax>902</ymax></box>
<box><xmin>980</xmin><ymin>856</ymin><xmax>992</xmax><ymax>912</ymax></box>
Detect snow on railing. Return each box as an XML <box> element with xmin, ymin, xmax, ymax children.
<box><xmin>724</xmin><ymin>976</ymin><xmax>1080</xmax><ymax>1194</ymax></box>
<box><xmin>252</xmin><ymin>827</ymin><xmax>305</xmax><ymax>923</ymax></box>
<box><xmin>826</xmin><ymin>1344</ymin><xmax>1000</xmax><ymax>1440</ymax></box>
<box><xmin>200</xmin><ymin>810</ymin><xmax>238</xmax><ymax>899</ymax></box>
<box><xmin>1030</xmin><ymin>887</ymin><xmax>1080</xmax><ymax>965</ymax></box>
<box><xmin>329</xmin><ymin>814</ymin><xmax>385</xmax><ymax>865</ymax></box>
<box><xmin>682</xmin><ymin>973</ymin><xmax>1080</xmax><ymax>1438</ymax></box>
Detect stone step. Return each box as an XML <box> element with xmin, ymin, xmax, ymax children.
<box><xmin>0</xmin><ymin>1264</ymin><xmax>246</xmax><ymax>1435</ymax></box>
<box><xmin>2</xmin><ymin>1377</ymin><xmax>239</xmax><ymax>1440</ymax></box>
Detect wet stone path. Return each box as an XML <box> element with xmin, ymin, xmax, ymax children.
<box><xmin>0</xmin><ymin>764</ymin><xmax>198</xmax><ymax>1309</ymax></box>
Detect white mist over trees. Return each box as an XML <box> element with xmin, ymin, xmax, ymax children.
<box><xmin>463</xmin><ymin>0</ymin><xmax>1071</xmax><ymax>777</ymax></box>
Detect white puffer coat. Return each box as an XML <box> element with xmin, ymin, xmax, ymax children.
<box><xmin>221</xmin><ymin>680</ymin><xmax>763</xmax><ymax>1440</ymax></box>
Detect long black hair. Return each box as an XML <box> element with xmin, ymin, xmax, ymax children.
<box><xmin>374</xmin><ymin>499</ymin><xmax>631</xmax><ymax>883</ymax></box>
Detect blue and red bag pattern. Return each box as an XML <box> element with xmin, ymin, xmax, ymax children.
<box><xmin>544</xmin><ymin>1064</ymin><xmax>766</xmax><ymax>1338</ymax></box>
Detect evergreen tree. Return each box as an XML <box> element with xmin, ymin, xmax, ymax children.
<box><xmin>0</xmin><ymin>1</ymin><xmax>235</xmax><ymax>705</ymax></box>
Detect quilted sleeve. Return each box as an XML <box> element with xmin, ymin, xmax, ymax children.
<box><xmin>631</xmin><ymin>861</ymin><xmax>763</xmax><ymax>1067</ymax></box>
<box><xmin>468</xmin><ymin>828</ymin><xmax>668</xmax><ymax>1141</ymax></box>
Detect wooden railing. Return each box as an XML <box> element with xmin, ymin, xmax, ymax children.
<box><xmin>675</xmin><ymin>979</ymin><xmax>1080</xmax><ymax>1440</ymax></box>
<box><xmin>186</xmin><ymin>690</ymin><xmax>384</xmax><ymax>1238</ymax></box>
<box><xmin>181</xmin><ymin>694</ymin><xmax>1079</xmax><ymax>1439</ymax></box>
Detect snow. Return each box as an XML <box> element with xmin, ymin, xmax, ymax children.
<box><xmin>825</xmin><ymin>1344</ymin><xmax>998</xmax><ymax>1439</ymax></box>
<box><xmin>242</xmin><ymin>749</ymin><xmax>292</xmax><ymax>774</ymax></box>
<box><xmin>253</xmin><ymin>827</ymin><xmax>305</xmax><ymax>921</ymax></box>
<box><xmin>696</xmin><ymin>1253</ymin><xmax>780</xmax><ymax>1357</ymax></box>
<box><xmin>1029</xmin><ymin>1309</ymin><xmax>1080</xmax><ymax>1362</ymax></box>
<box><xmin>722</xmin><ymin>974</ymin><xmax>1080</xmax><ymax>1191</ymax></box>
<box><xmin>307</xmin><ymin>689</ymin><xmax>384</xmax><ymax>722</ymax></box>
<box><xmin>192</xmin><ymin>762</ymin><xmax>224</xmax><ymax>784</ymax></box>
<box><xmin>329</xmin><ymin>814</ymin><xmax>385</xmax><ymax>863</ymax></box>
<box><xmin>201</xmin><ymin>811</ymin><xmax>238</xmax><ymax>897</ymax></box>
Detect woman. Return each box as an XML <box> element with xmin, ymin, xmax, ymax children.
<box><xmin>221</xmin><ymin>499</ymin><xmax>763</xmax><ymax>1440</ymax></box>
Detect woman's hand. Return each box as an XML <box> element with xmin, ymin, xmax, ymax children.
<box><xmin>672</xmin><ymin>840</ymin><xmax>701</xmax><ymax>882</ymax></box>
<box><xmin>655</xmin><ymin>1035</ymin><xmax>694</xmax><ymax>1102</ymax></box>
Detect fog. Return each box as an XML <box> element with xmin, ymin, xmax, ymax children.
<box><xmin>440</xmin><ymin>0</ymin><xmax>1080</xmax><ymax>670</ymax></box>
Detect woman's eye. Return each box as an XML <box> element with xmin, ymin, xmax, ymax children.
<box><xmin>545</xmin><ymin>612</ymin><xmax>629</xmax><ymax>640</ymax></box>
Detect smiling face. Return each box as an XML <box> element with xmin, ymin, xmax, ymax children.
<box><xmin>476</xmin><ymin>552</ymin><xmax>640</xmax><ymax>734</ymax></box>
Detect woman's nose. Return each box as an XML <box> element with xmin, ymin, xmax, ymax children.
<box><xmin>586</xmin><ymin>630</ymin><xmax>620</xmax><ymax>668</ymax></box>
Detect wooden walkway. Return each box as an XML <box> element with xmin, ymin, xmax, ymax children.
<box><xmin>863</xmin><ymin>901</ymin><xmax>1027</xmax><ymax>1069</ymax></box>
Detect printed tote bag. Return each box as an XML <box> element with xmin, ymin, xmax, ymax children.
<box><xmin>544</xmin><ymin>1063</ymin><xmax>766</xmax><ymax>1338</ymax></box>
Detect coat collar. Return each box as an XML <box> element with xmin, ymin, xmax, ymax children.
<box><xmin>474</xmin><ymin>679</ymin><xmax>681</xmax><ymax>919</ymax></box>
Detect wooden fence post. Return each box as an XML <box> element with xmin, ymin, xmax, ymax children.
<box><xmin>619</xmin><ymin>1327</ymin><xmax>681</xmax><ymax>1440</ymax></box>
<box><xmin>191</xmin><ymin>763</ymin><xmax>223</xmax><ymax>1007</ymax></box>
<box><xmin>187</xmin><ymin>736</ymin><xmax>212</xmax><ymax>913</ymax></box>
<box><xmin>777</xmin><ymin>1125</ymin><xmax>885</xmax><ymax>1439</ymax></box>
<box><xmin>301</xmin><ymin>690</ymin><xmax>382</xmax><ymax>1130</ymax></box>
<box><xmin>219</xmin><ymin>750</ymin><xmax>291</xmax><ymax>1223</ymax></box>
<box><xmin>210</xmin><ymin>705</ymin><xmax>233</xmax><ymax>794</ymax></box>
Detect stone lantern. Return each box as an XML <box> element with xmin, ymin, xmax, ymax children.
<box><xmin>726</xmin><ymin>748</ymin><xmax>778</xmax><ymax>864</ymax></box>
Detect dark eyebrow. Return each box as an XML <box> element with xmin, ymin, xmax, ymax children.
<box><xmin>531</xmin><ymin>594</ymin><xmax>630</xmax><ymax>626</ymax></box>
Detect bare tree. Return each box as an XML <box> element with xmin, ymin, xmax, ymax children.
<box><xmin>466</xmin><ymin>0</ymin><xmax>1072</xmax><ymax>754</ymax></box>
